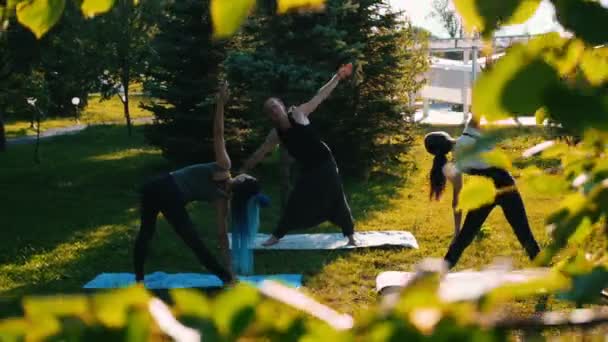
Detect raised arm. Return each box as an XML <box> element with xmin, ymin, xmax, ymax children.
<box><xmin>214</xmin><ymin>81</ymin><xmax>231</xmax><ymax>171</ymax></box>
<box><xmin>295</xmin><ymin>63</ymin><xmax>353</xmax><ymax>117</ymax></box>
<box><xmin>468</xmin><ymin>113</ymin><xmax>481</xmax><ymax>130</ymax></box>
<box><xmin>239</xmin><ymin>129</ymin><xmax>279</xmax><ymax>173</ymax></box>
<box><xmin>444</xmin><ymin>163</ymin><xmax>463</xmax><ymax>242</ymax></box>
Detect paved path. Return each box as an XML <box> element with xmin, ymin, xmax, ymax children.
<box><xmin>7</xmin><ymin>117</ymin><xmax>153</xmax><ymax>145</ymax></box>
<box><xmin>6</xmin><ymin>106</ymin><xmax>540</xmax><ymax>146</ymax></box>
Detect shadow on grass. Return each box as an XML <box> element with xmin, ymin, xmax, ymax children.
<box><xmin>0</xmin><ymin>124</ymin><xmax>420</xmax><ymax>318</ymax></box>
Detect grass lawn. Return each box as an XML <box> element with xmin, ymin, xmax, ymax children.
<box><xmin>0</xmin><ymin>122</ymin><xmax>585</xmax><ymax>321</ymax></box>
<box><xmin>4</xmin><ymin>95</ymin><xmax>154</xmax><ymax>139</ymax></box>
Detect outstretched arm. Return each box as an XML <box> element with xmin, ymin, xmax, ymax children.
<box><xmin>239</xmin><ymin>129</ymin><xmax>279</xmax><ymax>173</ymax></box>
<box><xmin>468</xmin><ymin>114</ymin><xmax>481</xmax><ymax>130</ymax></box>
<box><xmin>444</xmin><ymin>163</ymin><xmax>463</xmax><ymax>241</ymax></box>
<box><xmin>214</xmin><ymin>81</ymin><xmax>231</xmax><ymax>171</ymax></box>
<box><xmin>295</xmin><ymin>63</ymin><xmax>353</xmax><ymax>117</ymax></box>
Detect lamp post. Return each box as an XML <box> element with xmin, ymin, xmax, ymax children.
<box><xmin>26</xmin><ymin>97</ymin><xmax>43</xmax><ymax>163</ymax></box>
<box><xmin>71</xmin><ymin>97</ymin><xmax>81</xmax><ymax>123</ymax></box>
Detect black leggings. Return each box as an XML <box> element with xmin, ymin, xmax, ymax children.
<box><xmin>444</xmin><ymin>168</ymin><xmax>540</xmax><ymax>268</ymax></box>
<box><xmin>133</xmin><ymin>174</ymin><xmax>233</xmax><ymax>283</ymax></box>
<box><xmin>273</xmin><ymin>158</ymin><xmax>355</xmax><ymax>239</ymax></box>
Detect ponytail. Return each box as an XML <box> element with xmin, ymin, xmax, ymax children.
<box><xmin>424</xmin><ymin>131</ymin><xmax>454</xmax><ymax>201</ymax></box>
<box><xmin>429</xmin><ymin>153</ymin><xmax>448</xmax><ymax>200</ymax></box>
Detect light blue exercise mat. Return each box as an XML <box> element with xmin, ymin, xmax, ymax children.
<box><xmin>83</xmin><ymin>272</ymin><xmax>302</xmax><ymax>289</ymax></box>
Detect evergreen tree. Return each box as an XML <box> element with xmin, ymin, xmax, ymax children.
<box><xmin>225</xmin><ymin>0</ymin><xmax>428</xmax><ymax>177</ymax></box>
<box><xmin>143</xmin><ymin>0</ymin><xmax>236</xmax><ymax>165</ymax></box>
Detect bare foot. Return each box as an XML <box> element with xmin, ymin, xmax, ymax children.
<box><xmin>346</xmin><ymin>235</ymin><xmax>358</xmax><ymax>246</ymax></box>
<box><xmin>262</xmin><ymin>235</ymin><xmax>280</xmax><ymax>247</ymax></box>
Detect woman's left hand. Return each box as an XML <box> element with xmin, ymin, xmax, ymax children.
<box><xmin>337</xmin><ymin>63</ymin><xmax>353</xmax><ymax>80</ymax></box>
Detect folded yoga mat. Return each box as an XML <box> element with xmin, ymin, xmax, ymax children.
<box><xmin>83</xmin><ymin>272</ymin><xmax>302</xmax><ymax>289</ymax></box>
<box><xmin>376</xmin><ymin>268</ymin><xmax>551</xmax><ymax>302</ymax></box>
<box><xmin>229</xmin><ymin>231</ymin><xmax>418</xmax><ymax>250</ymax></box>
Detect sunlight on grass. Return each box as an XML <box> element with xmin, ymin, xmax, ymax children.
<box><xmin>88</xmin><ymin>148</ymin><xmax>160</xmax><ymax>162</ymax></box>
<box><xmin>5</xmin><ymin>95</ymin><xmax>154</xmax><ymax>139</ymax></box>
<box><xmin>0</xmin><ymin>123</ymin><xmax>584</xmax><ymax>319</ymax></box>
<box><xmin>0</xmin><ymin>224</ymin><xmax>133</xmax><ymax>292</ymax></box>
<box><xmin>298</xmin><ymin>126</ymin><xmax>566</xmax><ymax>316</ymax></box>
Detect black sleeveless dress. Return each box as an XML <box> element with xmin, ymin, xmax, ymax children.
<box><xmin>273</xmin><ymin>113</ymin><xmax>355</xmax><ymax>238</ymax></box>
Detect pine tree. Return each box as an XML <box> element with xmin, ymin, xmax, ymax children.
<box><xmin>143</xmin><ymin>0</ymin><xmax>232</xmax><ymax>165</ymax></box>
<box><xmin>225</xmin><ymin>0</ymin><xmax>429</xmax><ymax>177</ymax></box>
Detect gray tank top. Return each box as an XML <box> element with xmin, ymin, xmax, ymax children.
<box><xmin>170</xmin><ymin>162</ymin><xmax>227</xmax><ymax>203</ymax></box>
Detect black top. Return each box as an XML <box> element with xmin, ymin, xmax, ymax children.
<box><xmin>277</xmin><ymin>113</ymin><xmax>332</xmax><ymax>169</ymax></box>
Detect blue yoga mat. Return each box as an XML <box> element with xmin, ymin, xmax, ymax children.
<box><xmin>83</xmin><ymin>272</ymin><xmax>302</xmax><ymax>289</ymax></box>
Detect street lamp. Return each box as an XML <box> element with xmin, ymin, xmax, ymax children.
<box><xmin>71</xmin><ymin>97</ymin><xmax>81</xmax><ymax>123</ymax></box>
<box><xmin>26</xmin><ymin>97</ymin><xmax>38</xmax><ymax>129</ymax></box>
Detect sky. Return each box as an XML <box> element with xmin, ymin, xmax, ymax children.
<box><xmin>388</xmin><ymin>0</ymin><xmax>608</xmax><ymax>38</ymax></box>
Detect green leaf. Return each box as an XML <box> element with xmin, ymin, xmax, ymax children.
<box><xmin>210</xmin><ymin>0</ymin><xmax>255</xmax><ymax>38</ymax></box>
<box><xmin>558</xmin><ymin>250</ymin><xmax>594</xmax><ymax>276</ymax></box>
<box><xmin>170</xmin><ymin>289</ymin><xmax>212</xmax><ymax>318</ymax></box>
<box><xmin>24</xmin><ymin>315</ymin><xmax>61</xmax><ymax>341</ymax></box>
<box><xmin>552</xmin><ymin>0</ymin><xmax>608</xmax><ymax>45</ymax></box>
<box><xmin>480</xmin><ymin>150</ymin><xmax>512</xmax><ymax>170</ymax></box>
<box><xmin>16</xmin><ymin>0</ymin><xmax>65</xmax><ymax>39</ymax></box>
<box><xmin>455</xmin><ymin>132</ymin><xmax>504</xmax><ymax>167</ymax></box>
<box><xmin>458</xmin><ymin>176</ymin><xmax>496</xmax><ymax>211</ymax></box>
<box><xmin>212</xmin><ymin>283</ymin><xmax>260</xmax><ymax>337</ymax></box>
<box><xmin>538</xmin><ymin>193</ymin><xmax>590</xmax><ymax>264</ymax></box>
<box><xmin>125</xmin><ymin>310</ymin><xmax>151</xmax><ymax>342</ymax></box>
<box><xmin>541</xmin><ymin>142</ymin><xmax>569</xmax><ymax>159</ymax></box>
<box><xmin>300</xmin><ymin>321</ymin><xmax>351</xmax><ymax>342</ymax></box>
<box><xmin>558</xmin><ymin>267</ymin><xmax>608</xmax><ymax>304</ymax></box>
<box><xmin>23</xmin><ymin>295</ymin><xmax>89</xmax><ymax>318</ymax></box>
<box><xmin>0</xmin><ymin>318</ymin><xmax>28</xmax><ymax>340</ymax></box>
<box><xmin>526</xmin><ymin>34</ymin><xmax>584</xmax><ymax>75</ymax></box>
<box><xmin>581</xmin><ymin>47</ymin><xmax>608</xmax><ymax>86</ymax></box>
<box><xmin>473</xmin><ymin>33</ymin><xmax>586</xmax><ymax>122</ymax></box>
<box><xmin>525</xmin><ymin>173</ymin><xmax>569</xmax><ymax>196</ymax></box>
<box><xmin>277</xmin><ymin>0</ymin><xmax>325</xmax><ymax>14</ymax></box>
<box><xmin>473</xmin><ymin>44</ymin><xmax>561</xmax><ymax>121</ymax></box>
<box><xmin>544</xmin><ymin>84</ymin><xmax>608</xmax><ymax>132</ymax></box>
<box><xmin>592</xmin><ymin>159</ymin><xmax>608</xmax><ymax>181</ymax></box>
<box><xmin>535</xmin><ymin>107</ymin><xmax>548</xmax><ymax>125</ymax></box>
<box><xmin>393</xmin><ymin>267</ymin><xmax>443</xmax><ymax>317</ymax></box>
<box><xmin>81</xmin><ymin>0</ymin><xmax>115</xmax><ymax>18</ymax></box>
<box><xmin>453</xmin><ymin>0</ymin><xmax>542</xmax><ymax>38</ymax></box>
<box><xmin>92</xmin><ymin>286</ymin><xmax>151</xmax><ymax>328</ymax></box>
<box><xmin>482</xmin><ymin>270</ymin><xmax>570</xmax><ymax>309</ymax></box>
<box><xmin>567</xmin><ymin>217</ymin><xmax>592</xmax><ymax>245</ymax></box>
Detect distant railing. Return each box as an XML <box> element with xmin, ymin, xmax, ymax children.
<box><xmin>428</xmin><ymin>34</ymin><xmax>536</xmax><ymax>52</ymax></box>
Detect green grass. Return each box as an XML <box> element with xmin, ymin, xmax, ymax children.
<box><xmin>0</xmin><ymin>123</ymin><xmax>585</xmax><ymax>321</ymax></box>
<box><xmin>4</xmin><ymin>95</ymin><xmax>154</xmax><ymax>139</ymax></box>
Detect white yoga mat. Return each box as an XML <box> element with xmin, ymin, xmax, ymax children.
<box><xmin>83</xmin><ymin>272</ymin><xmax>302</xmax><ymax>289</ymax></box>
<box><xmin>376</xmin><ymin>269</ymin><xmax>550</xmax><ymax>302</ymax></box>
<box><xmin>229</xmin><ymin>231</ymin><xmax>418</xmax><ymax>250</ymax></box>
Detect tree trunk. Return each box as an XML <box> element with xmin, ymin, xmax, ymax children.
<box><xmin>121</xmin><ymin>77</ymin><xmax>132</xmax><ymax>136</ymax></box>
<box><xmin>120</xmin><ymin>3</ymin><xmax>133</xmax><ymax>137</ymax></box>
<box><xmin>0</xmin><ymin>111</ymin><xmax>6</xmax><ymax>152</ymax></box>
